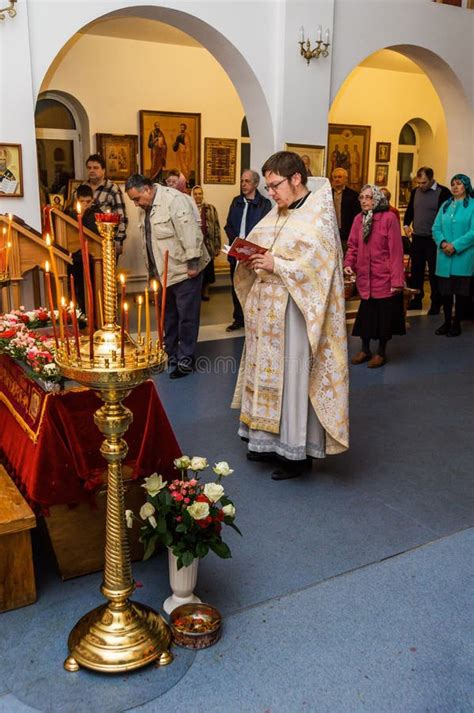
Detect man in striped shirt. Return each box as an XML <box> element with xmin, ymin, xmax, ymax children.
<box><xmin>81</xmin><ymin>153</ymin><xmax>128</xmax><ymax>254</ymax></box>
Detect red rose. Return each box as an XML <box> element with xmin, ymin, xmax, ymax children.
<box><xmin>1</xmin><ymin>328</ymin><xmax>16</xmax><ymax>339</ymax></box>
<box><xmin>37</xmin><ymin>310</ymin><xmax>48</xmax><ymax>321</ymax></box>
<box><xmin>196</xmin><ymin>494</ymin><xmax>210</xmax><ymax>504</ymax></box>
<box><xmin>20</xmin><ymin>315</ymin><xmax>29</xmax><ymax>324</ymax></box>
<box><xmin>215</xmin><ymin>510</ymin><xmax>225</xmax><ymax>522</ymax></box>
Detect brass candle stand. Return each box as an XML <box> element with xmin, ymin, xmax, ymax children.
<box><xmin>57</xmin><ymin>217</ymin><xmax>173</xmax><ymax>673</ymax></box>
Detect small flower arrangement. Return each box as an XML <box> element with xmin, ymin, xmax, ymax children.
<box><xmin>0</xmin><ymin>311</ymin><xmax>60</xmax><ymax>383</ymax></box>
<box><xmin>127</xmin><ymin>456</ymin><xmax>241</xmax><ymax>569</ymax></box>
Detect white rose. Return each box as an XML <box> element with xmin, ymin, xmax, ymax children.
<box><xmin>190</xmin><ymin>456</ymin><xmax>208</xmax><ymax>471</ymax></box>
<box><xmin>222</xmin><ymin>504</ymin><xmax>236</xmax><ymax>519</ymax></box>
<box><xmin>187</xmin><ymin>501</ymin><xmax>210</xmax><ymax>520</ymax></box>
<box><xmin>148</xmin><ymin>515</ymin><xmax>157</xmax><ymax>529</ymax></box>
<box><xmin>174</xmin><ymin>455</ymin><xmax>191</xmax><ymax>470</ymax></box>
<box><xmin>141</xmin><ymin>473</ymin><xmax>166</xmax><ymax>497</ymax></box>
<box><xmin>204</xmin><ymin>482</ymin><xmax>224</xmax><ymax>503</ymax></box>
<box><xmin>213</xmin><ymin>461</ymin><xmax>234</xmax><ymax>477</ymax></box>
<box><xmin>140</xmin><ymin>502</ymin><xmax>156</xmax><ymax>520</ymax></box>
<box><xmin>125</xmin><ymin>509</ymin><xmax>134</xmax><ymax>528</ymax></box>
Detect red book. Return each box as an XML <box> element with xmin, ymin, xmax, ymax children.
<box><xmin>226</xmin><ymin>237</ymin><xmax>268</xmax><ymax>261</ymax></box>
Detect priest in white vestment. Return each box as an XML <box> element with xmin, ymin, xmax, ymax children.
<box><xmin>231</xmin><ymin>151</ymin><xmax>349</xmax><ymax>480</ymax></box>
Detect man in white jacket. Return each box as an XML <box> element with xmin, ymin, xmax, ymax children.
<box><xmin>126</xmin><ymin>174</ymin><xmax>209</xmax><ymax>379</ymax></box>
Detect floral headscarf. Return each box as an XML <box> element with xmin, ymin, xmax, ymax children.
<box><xmin>360</xmin><ymin>184</ymin><xmax>388</xmax><ymax>242</ymax></box>
<box><xmin>443</xmin><ymin>173</ymin><xmax>472</xmax><ymax>212</ymax></box>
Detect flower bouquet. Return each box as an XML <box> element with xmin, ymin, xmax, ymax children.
<box><xmin>127</xmin><ymin>456</ymin><xmax>241</xmax><ymax>570</ymax></box>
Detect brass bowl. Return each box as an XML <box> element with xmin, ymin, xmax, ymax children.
<box><xmin>170</xmin><ymin>603</ymin><xmax>222</xmax><ymax>649</ymax></box>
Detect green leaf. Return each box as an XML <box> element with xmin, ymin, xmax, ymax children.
<box><xmin>155</xmin><ymin>516</ymin><xmax>167</xmax><ymax>533</ymax></box>
<box><xmin>143</xmin><ymin>534</ymin><xmax>158</xmax><ymax>561</ymax></box>
<box><xmin>228</xmin><ymin>522</ymin><xmax>243</xmax><ymax>536</ymax></box>
<box><xmin>196</xmin><ymin>542</ymin><xmax>209</xmax><ymax>558</ymax></box>
<box><xmin>210</xmin><ymin>541</ymin><xmax>232</xmax><ymax>559</ymax></box>
<box><xmin>181</xmin><ymin>550</ymin><xmax>195</xmax><ymax>568</ymax></box>
<box><xmin>175</xmin><ymin>523</ymin><xmax>187</xmax><ymax>533</ymax></box>
<box><xmin>163</xmin><ymin>531</ymin><xmax>173</xmax><ymax>547</ymax></box>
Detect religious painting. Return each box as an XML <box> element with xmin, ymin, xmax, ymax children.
<box><xmin>96</xmin><ymin>133</ymin><xmax>138</xmax><ymax>182</ymax></box>
<box><xmin>374</xmin><ymin>164</ymin><xmax>389</xmax><ymax>187</ymax></box>
<box><xmin>376</xmin><ymin>142</ymin><xmax>391</xmax><ymax>163</ymax></box>
<box><xmin>0</xmin><ymin>143</ymin><xmax>23</xmax><ymax>197</ymax></box>
<box><xmin>203</xmin><ymin>138</ymin><xmax>237</xmax><ymax>184</ymax></box>
<box><xmin>285</xmin><ymin>143</ymin><xmax>325</xmax><ymax>177</ymax></box>
<box><xmin>139</xmin><ymin>110</ymin><xmax>201</xmax><ymax>187</ymax></box>
<box><xmin>48</xmin><ymin>193</ymin><xmax>65</xmax><ymax>210</ymax></box>
<box><xmin>326</xmin><ymin>124</ymin><xmax>371</xmax><ymax>192</ymax></box>
<box><xmin>67</xmin><ymin>179</ymin><xmax>82</xmax><ymax>202</ymax></box>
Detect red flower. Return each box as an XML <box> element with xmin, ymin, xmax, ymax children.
<box><xmin>37</xmin><ymin>310</ymin><xmax>49</xmax><ymax>321</ymax></box>
<box><xmin>215</xmin><ymin>510</ymin><xmax>225</xmax><ymax>522</ymax></box>
<box><xmin>1</xmin><ymin>328</ymin><xmax>16</xmax><ymax>339</ymax></box>
<box><xmin>20</xmin><ymin>314</ymin><xmax>29</xmax><ymax>324</ymax></box>
<box><xmin>196</xmin><ymin>494</ymin><xmax>210</xmax><ymax>504</ymax></box>
<box><xmin>214</xmin><ymin>523</ymin><xmax>222</xmax><ymax>534</ymax></box>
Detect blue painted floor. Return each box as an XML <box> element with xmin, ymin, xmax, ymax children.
<box><xmin>1</xmin><ymin>316</ymin><xmax>473</xmax><ymax>712</ymax></box>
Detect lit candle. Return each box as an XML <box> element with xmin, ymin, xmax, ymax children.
<box><xmin>119</xmin><ymin>273</ymin><xmax>126</xmax><ymax>324</ymax></box>
<box><xmin>45</xmin><ymin>233</ymin><xmax>63</xmax><ymax>340</ymax></box>
<box><xmin>124</xmin><ymin>302</ymin><xmax>129</xmax><ymax>334</ymax></box>
<box><xmin>5</xmin><ymin>241</ymin><xmax>11</xmax><ymax>274</ymax></box>
<box><xmin>299</xmin><ymin>26</ymin><xmax>305</xmax><ymax>42</ymax></box>
<box><xmin>316</xmin><ymin>25</ymin><xmax>322</xmax><ymax>42</ymax></box>
<box><xmin>0</xmin><ymin>227</ymin><xmax>5</xmax><ymax>273</ymax></box>
<box><xmin>44</xmin><ymin>261</ymin><xmax>59</xmax><ymax>349</ymax></box>
<box><xmin>7</xmin><ymin>213</ymin><xmax>12</xmax><ymax>246</ymax></box>
<box><xmin>159</xmin><ymin>251</ymin><xmax>169</xmax><ymax>346</ymax></box>
<box><xmin>145</xmin><ymin>285</ymin><xmax>151</xmax><ymax>353</ymax></box>
<box><xmin>70</xmin><ymin>300</ymin><xmax>81</xmax><ymax>358</ymax></box>
<box><xmin>137</xmin><ymin>295</ymin><xmax>143</xmax><ymax>341</ymax></box>
<box><xmin>325</xmin><ymin>28</ymin><xmax>330</xmax><ymax>44</ymax></box>
<box><xmin>61</xmin><ymin>296</ymin><xmax>70</xmax><ymax>357</ymax></box>
<box><xmin>152</xmin><ymin>279</ymin><xmax>161</xmax><ymax>344</ymax></box>
<box><xmin>98</xmin><ymin>289</ymin><xmax>104</xmax><ymax>328</ymax></box>
<box><xmin>120</xmin><ymin>304</ymin><xmax>126</xmax><ymax>361</ymax></box>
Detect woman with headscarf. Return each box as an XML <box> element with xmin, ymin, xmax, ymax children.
<box><xmin>191</xmin><ymin>185</ymin><xmax>221</xmax><ymax>300</ymax></box>
<box><xmin>432</xmin><ymin>173</ymin><xmax>474</xmax><ymax>337</ymax></box>
<box><xmin>344</xmin><ymin>184</ymin><xmax>405</xmax><ymax>368</ymax></box>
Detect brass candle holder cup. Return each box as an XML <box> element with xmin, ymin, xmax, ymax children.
<box><xmin>57</xmin><ymin>214</ymin><xmax>172</xmax><ymax>674</ymax></box>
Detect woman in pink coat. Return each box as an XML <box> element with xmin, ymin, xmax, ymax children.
<box><xmin>344</xmin><ymin>184</ymin><xmax>405</xmax><ymax>368</ymax></box>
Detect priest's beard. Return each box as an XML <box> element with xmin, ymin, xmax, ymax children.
<box><xmin>277</xmin><ymin>184</ymin><xmax>304</xmax><ymax>216</ymax></box>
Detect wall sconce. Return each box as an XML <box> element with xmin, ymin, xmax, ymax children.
<box><xmin>0</xmin><ymin>0</ymin><xmax>16</xmax><ymax>20</ymax></box>
<box><xmin>299</xmin><ymin>25</ymin><xmax>330</xmax><ymax>65</ymax></box>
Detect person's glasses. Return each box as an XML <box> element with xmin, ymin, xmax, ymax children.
<box><xmin>359</xmin><ymin>194</ymin><xmax>373</xmax><ymax>202</ymax></box>
<box><xmin>264</xmin><ymin>177</ymin><xmax>289</xmax><ymax>193</ymax></box>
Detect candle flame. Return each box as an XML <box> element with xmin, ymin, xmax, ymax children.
<box><xmin>2</xmin><ymin>227</ymin><xmax>6</xmax><ymax>235</ymax></box>
<box><xmin>138</xmin><ymin>295</ymin><xmax>143</xmax><ymax>305</ymax></box>
<box><xmin>45</xmin><ymin>260</ymin><xmax>50</xmax><ymax>273</ymax></box>
<box><xmin>60</xmin><ymin>296</ymin><xmax>66</xmax><ymax>307</ymax></box>
<box><xmin>119</xmin><ymin>273</ymin><xmax>125</xmax><ymax>285</ymax></box>
<box><xmin>7</xmin><ymin>242</ymin><xmax>11</xmax><ymax>249</ymax></box>
<box><xmin>76</xmin><ymin>201</ymin><xmax>82</xmax><ymax>215</ymax></box>
<box><xmin>45</xmin><ymin>233</ymin><xmax>51</xmax><ymax>247</ymax></box>
<box><xmin>69</xmin><ymin>301</ymin><xmax>75</xmax><ymax>310</ymax></box>
<box><xmin>8</xmin><ymin>213</ymin><xmax>12</xmax><ymax>222</ymax></box>
<box><xmin>152</xmin><ymin>279</ymin><xmax>158</xmax><ymax>292</ymax></box>
<box><xmin>124</xmin><ymin>302</ymin><xmax>129</xmax><ymax>312</ymax></box>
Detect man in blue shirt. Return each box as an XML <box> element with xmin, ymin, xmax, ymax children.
<box><xmin>224</xmin><ymin>170</ymin><xmax>272</xmax><ymax>331</ymax></box>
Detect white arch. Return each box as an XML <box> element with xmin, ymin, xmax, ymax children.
<box><xmin>38</xmin><ymin>5</ymin><xmax>275</xmax><ymax>175</ymax></box>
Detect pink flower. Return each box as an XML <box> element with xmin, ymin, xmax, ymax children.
<box><xmin>184</xmin><ymin>497</ymin><xmax>190</xmax><ymax>504</ymax></box>
<box><xmin>175</xmin><ymin>516</ymin><xmax>183</xmax><ymax>522</ymax></box>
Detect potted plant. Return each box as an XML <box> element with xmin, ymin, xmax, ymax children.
<box><xmin>127</xmin><ymin>456</ymin><xmax>240</xmax><ymax>613</ymax></box>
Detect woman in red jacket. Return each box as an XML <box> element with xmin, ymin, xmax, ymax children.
<box><xmin>344</xmin><ymin>184</ymin><xmax>405</xmax><ymax>368</ymax></box>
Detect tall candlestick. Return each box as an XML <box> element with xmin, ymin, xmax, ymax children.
<box><xmin>159</xmin><ymin>251</ymin><xmax>169</xmax><ymax>346</ymax></box>
<box><xmin>5</xmin><ymin>241</ymin><xmax>11</xmax><ymax>274</ymax></box>
<box><xmin>152</xmin><ymin>279</ymin><xmax>161</xmax><ymax>345</ymax></box>
<box><xmin>120</xmin><ymin>305</ymin><xmax>126</xmax><ymax>361</ymax></box>
<box><xmin>44</xmin><ymin>262</ymin><xmax>59</xmax><ymax>349</ymax></box>
<box><xmin>137</xmin><ymin>295</ymin><xmax>143</xmax><ymax>341</ymax></box>
<box><xmin>0</xmin><ymin>227</ymin><xmax>5</xmax><ymax>273</ymax></box>
<box><xmin>76</xmin><ymin>202</ymin><xmax>95</xmax><ymax>342</ymax></box>
<box><xmin>145</xmin><ymin>286</ymin><xmax>151</xmax><ymax>353</ymax></box>
<box><xmin>119</xmin><ymin>273</ymin><xmax>126</xmax><ymax>324</ymax></box>
<box><xmin>70</xmin><ymin>301</ymin><xmax>81</xmax><ymax>358</ymax></box>
<box><xmin>7</xmin><ymin>213</ymin><xmax>12</xmax><ymax>248</ymax></box>
<box><xmin>69</xmin><ymin>274</ymin><xmax>77</xmax><ymax>307</ymax></box>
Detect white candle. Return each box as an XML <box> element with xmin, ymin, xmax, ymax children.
<box><xmin>325</xmin><ymin>28</ymin><xmax>330</xmax><ymax>44</ymax></box>
<box><xmin>299</xmin><ymin>26</ymin><xmax>304</xmax><ymax>42</ymax></box>
<box><xmin>316</xmin><ymin>25</ymin><xmax>322</xmax><ymax>42</ymax></box>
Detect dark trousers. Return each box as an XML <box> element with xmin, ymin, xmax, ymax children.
<box><xmin>164</xmin><ymin>273</ymin><xmax>203</xmax><ymax>366</ymax></box>
<box><xmin>229</xmin><ymin>256</ymin><xmax>244</xmax><ymax>325</ymax></box>
<box><xmin>409</xmin><ymin>235</ymin><xmax>441</xmax><ymax>308</ymax></box>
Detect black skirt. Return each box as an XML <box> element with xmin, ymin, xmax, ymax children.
<box><xmin>437</xmin><ymin>275</ymin><xmax>471</xmax><ymax>297</ymax></box>
<box><xmin>352</xmin><ymin>294</ymin><xmax>406</xmax><ymax>340</ymax></box>
<box><xmin>202</xmin><ymin>258</ymin><xmax>216</xmax><ymax>286</ymax></box>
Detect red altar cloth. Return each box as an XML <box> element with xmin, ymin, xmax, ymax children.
<box><xmin>0</xmin><ymin>375</ymin><xmax>180</xmax><ymax>511</ymax></box>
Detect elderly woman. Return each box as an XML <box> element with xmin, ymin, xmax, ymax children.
<box><xmin>344</xmin><ymin>184</ymin><xmax>405</xmax><ymax>368</ymax></box>
<box><xmin>432</xmin><ymin>173</ymin><xmax>474</xmax><ymax>337</ymax></box>
<box><xmin>191</xmin><ymin>185</ymin><xmax>221</xmax><ymax>300</ymax></box>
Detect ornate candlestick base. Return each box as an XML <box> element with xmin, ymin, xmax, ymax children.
<box><xmin>57</xmin><ymin>213</ymin><xmax>173</xmax><ymax>674</ymax></box>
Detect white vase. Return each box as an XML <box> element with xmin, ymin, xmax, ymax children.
<box><xmin>163</xmin><ymin>548</ymin><xmax>201</xmax><ymax>615</ymax></box>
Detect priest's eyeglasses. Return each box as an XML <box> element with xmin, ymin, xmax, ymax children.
<box><xmin>264</xmin><ymin>177</ymin><xmax>289</xmax><ymax>193</ymax></box>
